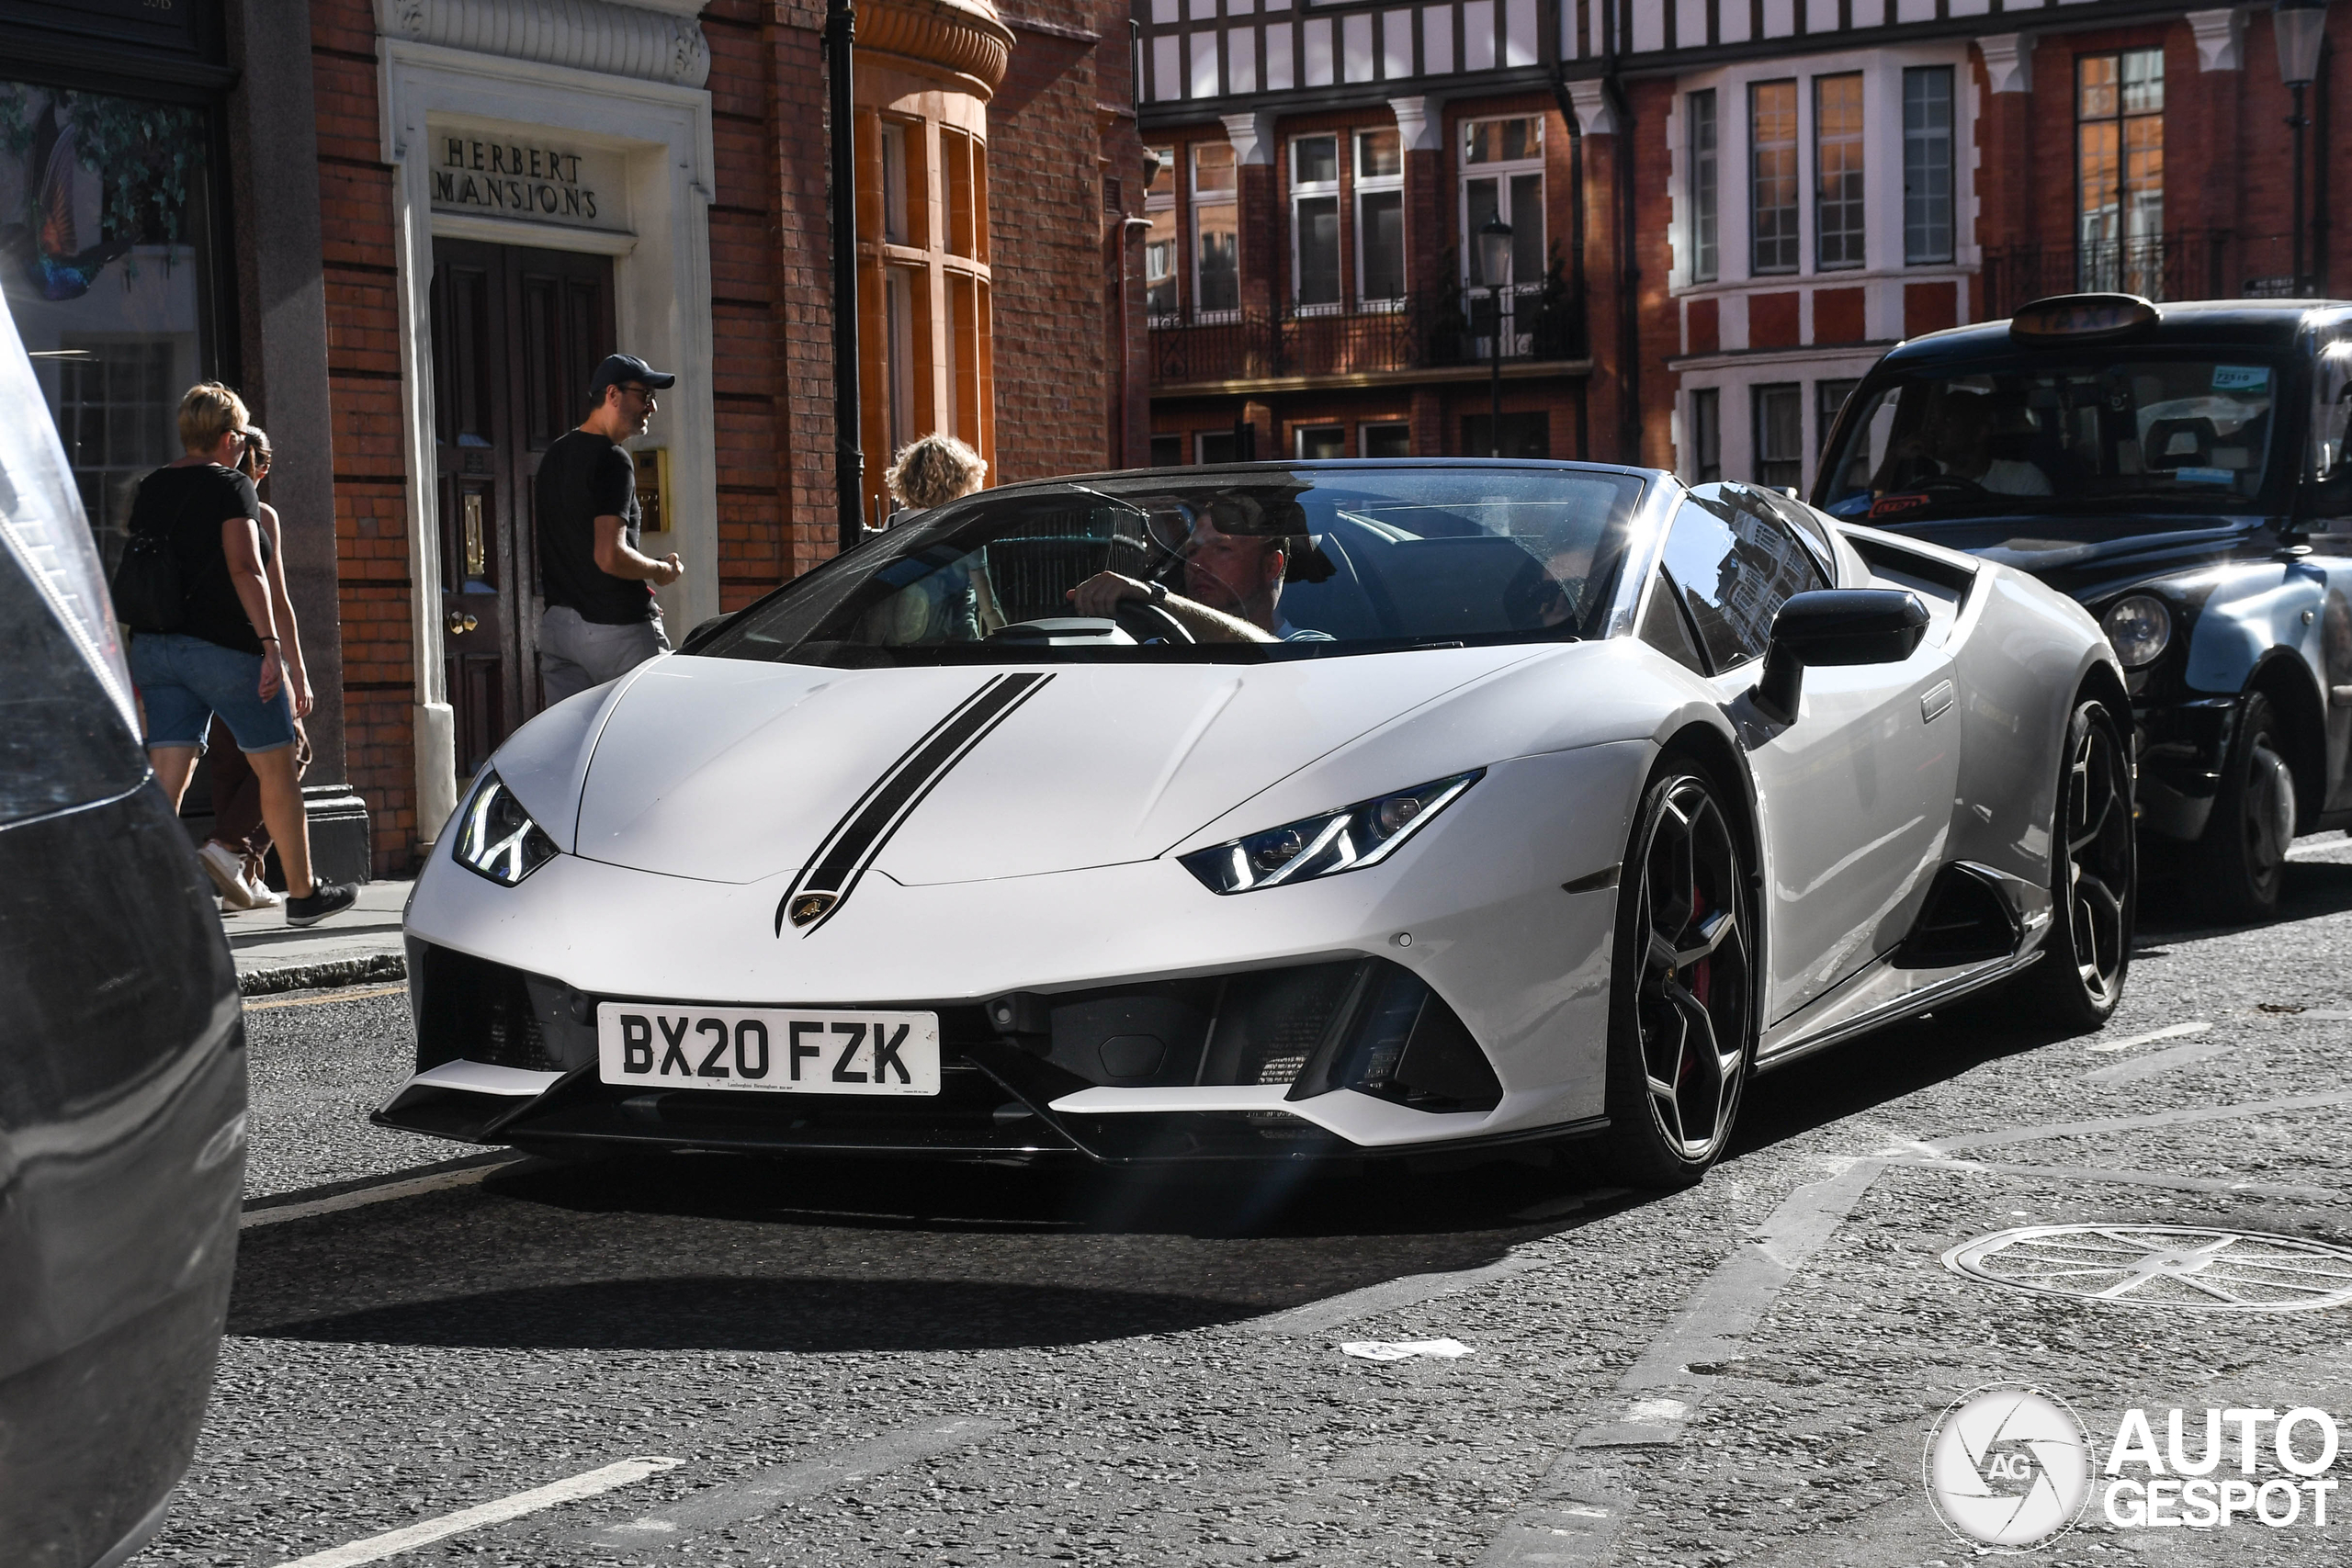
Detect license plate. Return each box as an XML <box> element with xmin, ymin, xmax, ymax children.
<box><xmin>596</xmin><ymin>1004</ymin><xmax>940</xmax><ymax>1096</ymax></box>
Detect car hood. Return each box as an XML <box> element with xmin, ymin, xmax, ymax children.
<box><xmin>544</xmin><ymin>648</ymin><xmax>1543</xmax><ymax>886</ymax></box>
<box><xmin>1878</xmin><ymin>514</ymin><xmax>2270</xmax><ymax>600</ymax></box>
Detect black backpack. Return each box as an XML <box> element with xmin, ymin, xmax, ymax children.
<box><xmin>110</xmin><ymin>522</ymin><xmax>184</xmax><ymax>633</ymax></box>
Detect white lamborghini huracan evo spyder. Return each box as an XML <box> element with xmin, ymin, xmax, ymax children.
<box><xmin>382</xmin><ymin>461</ymin><xmax>2132</xmax><ymax>1185</ymax></box>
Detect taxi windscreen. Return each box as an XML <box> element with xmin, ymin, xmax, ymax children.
<box><xmin>1819</xmin><ymin>353</ymin><xmax>2282</xmax><ymax>524</ymax></box>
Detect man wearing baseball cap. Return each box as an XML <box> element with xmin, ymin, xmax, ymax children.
<box><xmin>535</xmin><ymin>353</ymin><xmax>685</xmax><ymax>704</ymax></box>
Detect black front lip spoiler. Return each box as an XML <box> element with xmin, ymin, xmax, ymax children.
<box><xmin>372</xmin><ymin>1046</ymin><xmax>1608</xmax><ymax>1167</ymax></box>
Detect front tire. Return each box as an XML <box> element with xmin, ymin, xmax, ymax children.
<box><xmin>1594</xmin><ymin>763</ymin><xmax>1757</xmax><ymax>1190</ymax></box>
<box><xmin>2195</xmin><ymin>691</ymin><xmax>2295</xmax><ymax>923</ymax></box>
<box><xmin>2013</xmin><ymin>695</ymin><xmax>2134</xmax><ymax>1031</ymax></box>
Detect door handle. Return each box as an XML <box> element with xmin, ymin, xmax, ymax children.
<box><xmin>447</xmin><ymin>610</ymin><xmax>480</xmax><ymax>636</ymax></box>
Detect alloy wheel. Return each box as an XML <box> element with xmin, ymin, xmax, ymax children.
<box><xmin>1634</xmin><ymin>777</ymin><xmax>1751</xmax><ymax>1161</ymax></box>
<box><xmin>2240</xmin><ymin>737</ymin><xmax>2296</xmax><ymax>903</ymax></box>
<box><xmin>2059</xmin><ymin>709</ymin><xmax>2133</xmax><ymax>1003</ymax></box>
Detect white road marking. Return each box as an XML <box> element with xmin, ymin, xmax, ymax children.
<box><xmin>242</xmin><ymin>1156</ymin><xmax>525</xmax><ymax>1229</ymax></box>
<box><xmin>243</xmin><ymin>983</ymin><xmax>409</xmax><ymax>1011</ymax></box>
<box><xmin>1926</xmin><ymin>1088</ymin><xmax>2352</xmax><ymax>1155</ymax></box>
<box><xmin>567</xmin><ymin>1418</ymin><xmax>1005</xmax><ymax>1551</ymax></box>
<box><xmin>2086</xmin><ymin>1019</ymin><xmax>2210</xmax><ymax>1053</ymax></box>
<box><xmin>271</xmin><ymin>1456</ymin><xmax>681</xmax><ymax>1567</ymax></box>
<box><xmin>2083</xmin><ymin>1037</ymin><xmax>2233</xmax><ymax>1084</ymax></box>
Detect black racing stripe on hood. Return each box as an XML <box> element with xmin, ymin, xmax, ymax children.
<box><xmin>775</xmin><ymin>672</ymin><xmax>1053</xmax><ymax>937</ymax></box>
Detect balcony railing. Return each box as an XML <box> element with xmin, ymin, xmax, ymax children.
<box><xmin>1980</xmin><ymin>231</ymin><xmax>2232</xmax><ymax>319</ymax></box>
<box><xmin>1149</xmin><ymin>288</ymin><xmax>1586</xmax><ymax>387</ymax></box>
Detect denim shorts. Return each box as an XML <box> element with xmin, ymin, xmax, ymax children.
<box><xmin>130</xmin><ymin>632</ymin><xmax>298</xmax><ymax>753</ymax></box>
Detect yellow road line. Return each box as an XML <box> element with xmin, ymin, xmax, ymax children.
<box><xmin>244</xmin><ymin>982</ymin><xmax>408</xmax><ymax>1011</ymax></box>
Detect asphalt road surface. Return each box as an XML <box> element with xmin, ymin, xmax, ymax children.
<box><xmin>135</xmin><ymin>846</ymin><xmax>2352</xmax><ymax>1567</ymax></box>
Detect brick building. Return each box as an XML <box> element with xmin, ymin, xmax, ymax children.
<box><xmin>1133</xmin><ymin>3</ymin><xmax>1608</xmax><ymax>468</ymax></box>
<box><xmin>2</xmin><ymin>0</ymin><xmax>1143</xmax><ymax>876</ymax></box>
<box><xmin>1136</xmin><ymin>0</ymin><xmax>2351</xmax><ymax>498</ymax></box>
<box><xmin>1568</xmin><ymin>0</ymin><xmax>2352</xmax><ymax>494</ymax></box>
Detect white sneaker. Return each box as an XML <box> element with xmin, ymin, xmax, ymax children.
<box><xmin>198</xmin><ymin>840</ymin><xmax>258</xmax><ymax>910</ymax></box>
<box><xmin>243</xmin><ymin>869</ymin><xmax>284</xmax><ymax>909</ymax></box>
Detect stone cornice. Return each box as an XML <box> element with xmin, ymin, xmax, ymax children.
<box><xmin>374</xmin><ymin>0</ymin><xmax>710</xmax><ymax>88</ymax></box>
<box><xmin>860</xmin><ymin>0</ymin><xmax>1015</xmax><ymax>98</ymax></box>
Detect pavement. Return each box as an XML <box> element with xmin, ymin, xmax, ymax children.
<box><xmin>133</xmin><ymin>842</ymin><xmax>2352</xmax><ymax>1566</ymax></box>
<box><xmin>222</xmin><ymin>876</ymin><xmax>410</xmax><ymax>996</ymax></box>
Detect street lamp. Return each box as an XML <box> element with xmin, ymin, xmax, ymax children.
<box><xmin>2276</xmin><ymin>0</ymin><xmax>2327</xmax><ymax>294</ymax></box>
<box><xmin>1477</xmin><ymin>212</ymin><xmax>1512</xmax><ymax>457</ymax></box>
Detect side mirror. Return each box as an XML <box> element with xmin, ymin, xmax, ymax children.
<box><xmin>1750</xmin><ymin>589</ymin><xmax>1928</xmax><ymax>724</ymax></box>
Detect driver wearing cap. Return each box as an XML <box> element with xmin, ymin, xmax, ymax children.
<box><xmin>1069</xmin><ymin>506</ymin><xmax>1333</xmax><ymax>643</ymax></box>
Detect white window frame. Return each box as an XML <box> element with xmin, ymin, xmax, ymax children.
<box><xmin>1192</xmin><ymin>142</ymin><xmax>1241</xmax><ymax>321</ymax></box>
<box><xmin>1290</xmin><ymin>132</ymin><xmax>1342</xmax><ymax>313</ymax></box>
<box><xmin>1457</xmin><ymin>114</ymin><xmax>1544</xmax><ymax>301</ymax></box>
<box><xmin>1144</xmin><ymin>144</ymin><xmax>1179</xmax><ymax>325</ymax></box>
<box><xmin>1353</xmin><ymin>127</ymin><xmax>1406</xmax><ymax>307</ymax></box>
<box><xmin>1295</xmin><ymin>423</ymin><xmax>1347</xmax><ymax>459</ymax></box>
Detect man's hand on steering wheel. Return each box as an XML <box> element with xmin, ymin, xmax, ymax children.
<box><xmin>1069</xmin><ymin>570</ymin><xmax>1148</xmax><ymax>618</ymax></box>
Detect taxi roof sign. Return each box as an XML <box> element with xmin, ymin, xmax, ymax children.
<box><xmin>2009</xmin><ymin>293</ymin><xmax>2160</xmax><ymax>343</ymax></box>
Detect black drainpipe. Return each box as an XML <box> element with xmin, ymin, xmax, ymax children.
<box><xmin>1550</xmin><ymin>72</ymin><xmax>1589</xmax><ymax>460</ymax></box>
<box><xmin>826</xmin><ymin>0</ymin><xmax>863</xmax><ymax>550</ymax></box>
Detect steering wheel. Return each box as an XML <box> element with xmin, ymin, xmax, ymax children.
<box><xmin>1113</xmin><ymin>596</ymin><xmax>1195</xmax><ymax>645</ymax></box>
<box><xmin>1910</xmin><ymin>472</ymin><xmax>1990</xmax><ymax>500</ymax></box>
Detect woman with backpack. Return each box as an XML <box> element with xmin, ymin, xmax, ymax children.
<box><xmin>119</xmin><ymin>383</ymin><xmax>355</xmax><ymax>927</ymax></box>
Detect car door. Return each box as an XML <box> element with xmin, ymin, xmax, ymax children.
<box><xmin>1654</xmin><ymin>491</ymin><xmax>1961</xmax><ymax>1026</ymax></box>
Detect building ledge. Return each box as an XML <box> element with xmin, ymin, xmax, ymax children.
<box><xmin>1668</xmin><ymin>343</ymin><xmax>1894</xmax><ymax>373</ymax></box>
<box><xmin>1153</xmin><ymin>358</ymin><xmax>1593</xmax><ymax>399</ymax></box>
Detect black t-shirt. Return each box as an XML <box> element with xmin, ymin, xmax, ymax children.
<box><xmin>537</xmin><ymin>430</ymin><xmax>653</xmax><ymax>625</ymax></box>
<box><xmin>128</xmin><ymin>463</ymin><xmax>266</xmax><ymax>654</ymax></box>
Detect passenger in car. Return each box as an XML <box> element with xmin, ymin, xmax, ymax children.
<box><xmin>1068</xmin><ymin>506</ymin><xmax>1334</xmax><ymax>642</ymax></box>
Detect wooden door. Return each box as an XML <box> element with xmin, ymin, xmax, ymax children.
<box><xmin>429</xmin><ymin>238</ymin><xmax>615</xmax><ymax>784</ymax></box>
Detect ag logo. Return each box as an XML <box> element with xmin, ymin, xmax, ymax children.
<box><xmin>1923</xmin><ymin>1382</ymin><xmax>2091</xmax><ymax>1551</ymax></box>
<box><xmin>786</xmin><ymin>892</ymin><xmax>837</xmax><ymax>928</ymax></box>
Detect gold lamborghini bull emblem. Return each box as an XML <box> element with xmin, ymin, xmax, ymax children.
<box><xmin>787</xmin><ymin>892</ymin><xmax>837</xmax><ymax>928</ymax></box>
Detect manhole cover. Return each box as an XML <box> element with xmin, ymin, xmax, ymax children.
<box><xmin>1942</xmin><ymin>1225</ymin><xmax>2352</xmax><ymax>1313</ymax></box>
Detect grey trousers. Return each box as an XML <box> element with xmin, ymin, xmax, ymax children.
<box><xmin>539</xmin><ymin>605</ymin><xmax>670</xmax><ymax>705</ymax></box>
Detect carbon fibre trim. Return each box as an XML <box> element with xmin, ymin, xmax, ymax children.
<box><xmin>775</xmin><ymin>672</ymin><xmax>1054</xmax><ymax>936</ymax></box>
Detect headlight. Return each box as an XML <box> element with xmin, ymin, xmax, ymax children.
<box><xmin>1180</xmin><ymin>771</ymin><xmax>1482</xmax><ymax>895</ymax></box>
<box><xmin>2101</xmin><ymin>594</ymin><xmax>2172</xmax><ymax>668</ymax></box>
<box><xmin>452</xmin><ymin>773</ymin><xmax>559</xmax><ymax>886</ymax></box>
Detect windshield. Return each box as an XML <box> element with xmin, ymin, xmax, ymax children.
<box><xmin>1818</xmin><ymin>351</ymin><xmax>2283</xmax><ymax>524</ymax></box>
<box><xmin>699</xmin><ymin>466</ymin><xmax>1646</xmax><ymax>667</ymax></box>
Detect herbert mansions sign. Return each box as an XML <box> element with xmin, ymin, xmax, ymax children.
<box><xmin>428</xmin><ymin>129</ymin><xmax>627</xmax><ymax>232</ymax></box>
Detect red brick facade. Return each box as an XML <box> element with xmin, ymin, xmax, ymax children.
<box><xmin>307</xmin><ymin>0</ymin><xmax>1139</xmax><ymax>873</ymax></box>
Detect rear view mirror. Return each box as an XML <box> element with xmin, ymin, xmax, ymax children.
<box><xmin>1751</xmin><ymin>589</ymin><xmax>1928</xmax><ymax>723</ymax></box>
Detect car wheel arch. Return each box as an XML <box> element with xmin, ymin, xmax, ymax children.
<box><xmin>2245</xmin><ymin>649</ymin><xmax>2327</xmax><ymax>826</ymax></box>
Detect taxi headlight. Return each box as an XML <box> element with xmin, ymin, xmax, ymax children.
<box><xmin>1180</xmin><ymin>771</ymin><xmax>1482</xmax><ymax>895</ymax></box>
<box><xmin>2101</xmin><ymin>594</ymin><xmax>2172</xmax><ymax>668</ymax></box>
<box><xmin>452</xmin><ymin>773</ymin><xmax>559</xmax><ymax>886</ymax></box>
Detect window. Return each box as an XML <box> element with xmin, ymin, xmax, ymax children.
<box><xmin>1145</xmin><ymin>145</ymin><xmax>1178</xmax><ymax>320</ymax></box>
<box><xmin>1815</xmin><ymin>378</ymin><xmax>1858</xmax><ymax>456</ymax></box>
<box><xmin>1197</xmin><ymin>428</ymin><xmax>1238</xmax><ymax>464</ymax></box>
<box><xmin>1</xmin><ymin>82</ymin><xmax>216</xmax><ymax>573</ymax></box>
<box><xmin>1150</xmin><ymin>434</ymin><xmax>1184</xmax><ymax>467</ymax></box>
<box><xmin>1750</xmin><ymin>81</ymin><xmax>1799</xmax><ymax>276</ymax></box>
<box><xmin>880</xmin><ymin>121</ymin><xmax>911</xmax><ymax>244</ymax></box>
<box><xmin>1753</xmin><ymin>382</ymin><xmax>1803</xmax><ymax>491</ymax></box>
<box><xmin>1193</xmin><ymin>142</ymin><xmax>1239</xmax><ymax>316</ymax></box>
<box><xmin>1688</xmin><ymin>89</ymin><xmax>1718</xmax><ymax>284</ymax></box>
<box><xmin>1815</xmin><ymin>73</ymin><xmax>1864</xmax><ymax>271</ymax></box>
<box><xmin>1461</xmin><ymin>116</ymin><xmax>1544</xmax><ymax>321</ymax></box>
<box><xmin>1292</xmin><ymin>134</ymin><xmax>1341</xmax><ymax>310</ymax></box>
<box><xmin>1690</xmin><ymin>388</ymin><xmax>1722</xmax><ymax>483</ymax></box>
<box><xmin>1356</xmin><ymin>129</ymin><xmax>1405</xmax><ymax>304</ymax></box>
<box><xmin>884</xmin><ymin>267</ymin><xmax>915</xmax><ymax>455</ymax></box>
<box><xmin>1296</xmin><ymin>424</ymin><xmax>1347</xmax><ymax>459</ymax></box>
<box><xmin>942</xmin><ymin>127</ymin><xmax>986</xmax><ymax>261</ymax></box>
<box><xmin>1639</xmin><ymin>577</ymin><xmax>1708</xmax><ymax>673</ymax></box>
<box><xmin>1903</xmin><ymin>67</ymin><xmax>1954</xmax><ymax>265</ymax></box>
<box><xmin>2077</xmin><ymin>50</ymin><xmax>2165</xmax><ymax>295</ymax></box>
<box><xmin>1659</xmin><ymin>499</ymin><xmax>1824</xmax><ymax>671</ymax></box>
<box><xmin>1362</xmin><ymin>422</ymin><xmax>1410</xmax><ymax>457</ymax></box>
<box><xmin>1461</xmin><ymin>412</ymin><xmax>1548</xmax><ymax>457</ymax></box>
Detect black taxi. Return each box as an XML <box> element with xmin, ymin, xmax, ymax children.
<box><xmin>1815</xmin><ymin>293</ymin><xmax>2352</xmax><ymax>920</ymax></box>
